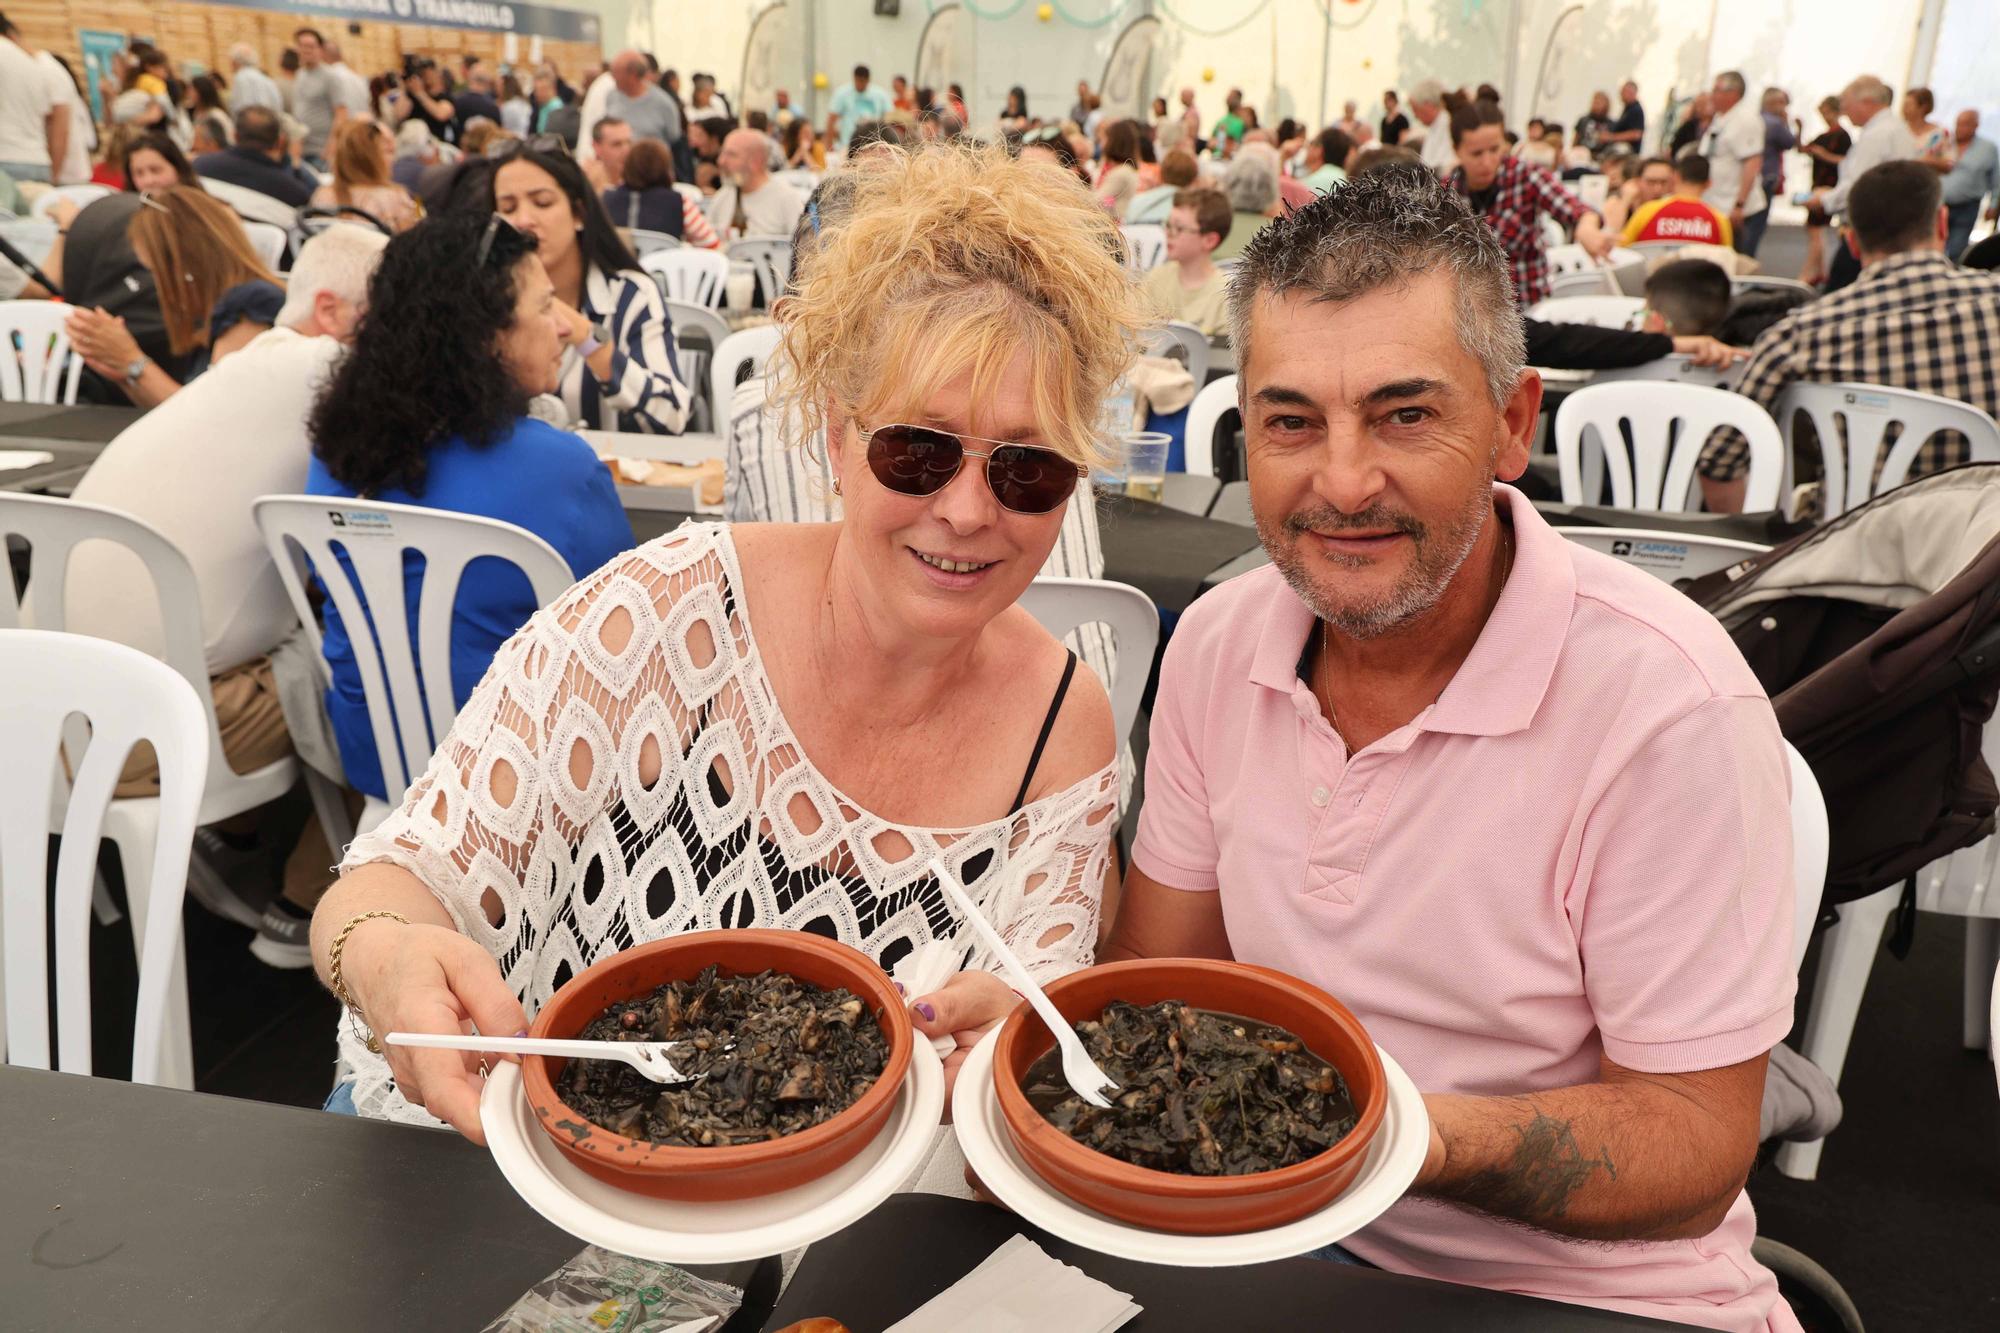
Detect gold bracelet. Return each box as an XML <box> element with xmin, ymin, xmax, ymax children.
<box><xmin>328</xmin><ymin>910</ymin><xmax>410</xmax><ymax>1054</ymax></box>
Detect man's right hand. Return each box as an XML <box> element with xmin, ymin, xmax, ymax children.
<box><xmin>340</xmin><ymin>919</ymin><xmax>529</xmax><ymax>1143</ymax></box>
<box><xmin>1672</xmin><ymin>336</ymin><xmax>1749</xmax><ymax>369</ymax></box>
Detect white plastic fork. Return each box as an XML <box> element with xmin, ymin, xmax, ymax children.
<box><xmin>928</xmin><ymin>856</ymin><xmax>1119</xmax><ymax>1109</ymax></box>
<box><xmin>384</xmin><ymin>1032</ymin><xmax>718</xmax><ymax>1085</ymax></box>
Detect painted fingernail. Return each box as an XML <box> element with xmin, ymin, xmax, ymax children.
<box><xmin>513</xmin><ymin>1028</ymin><xmax>529</xmax><ymax>1037</ymax></box>
<box><xmin>915</xmin><ymin>1002</ymin><xmax>936</xmax><ymax>1022</ymax></box>
<box><xmin>894</xmin><ymin>981</ymin><xmax>906</xmax><ymax>995</ymax></box>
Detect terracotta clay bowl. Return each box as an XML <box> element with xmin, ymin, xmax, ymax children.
<box><xmin>991</xmin><ymin>958</ymin><xmax>1387</xmax><ymax>1235</ymax></box>
<box><xmin>521</xmin><ymin>929</ymin><xmax>912</xmax><ymax>1202</ymax></box>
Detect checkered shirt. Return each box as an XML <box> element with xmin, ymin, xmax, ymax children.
<box><xmin>1701</xmin><ymin>252</ymin><xmax>2000</xmax><ymax>486</ymax></box>
<box><xmin>1448</xmin><ymin>157</ymin><xmax>1591</xmax><ymax>306</ymax></box>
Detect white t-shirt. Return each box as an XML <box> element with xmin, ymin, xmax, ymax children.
<box><xmin>1418</xmin><ymin>114</ymin><xmax>1457</xmax><ymax>174</ymax></box>
<box><xmin>1702</xmin><ymin>98</ymin><xmax>1768</xmax><ymax>218</ymax></box>
<box><xmin>703</xmin><ymin>176</ymin><xmax>806</xmax><ymax>240</ymax></box>
<box><xmin>38</xmin><ymin>51</ymin><xmax>93</xmax><ymax>185</ymax></box>
<box><xmin>0</xmin><ymin>36</ymin><xmax>54</xmax><ymax>170</ymax></box>
<box><xmin>65</xmin><ymin>328</ymin><xmax>345</xmax><ymax>675</ymax></box>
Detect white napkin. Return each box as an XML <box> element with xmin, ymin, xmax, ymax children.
<box><xmin>0</xmin><ymin>450</ymin><xmax>54</xmax><ymax>471</ymax></box>
<box><xmin>883</xmin><ymin>1235</ymin><xmax>1141</xmax><ymax>1333</ymax></box>
<box><xmin>891</xmin><ymin>939</ymin><xmax>963</xmax><ymax>1060</ymax></box>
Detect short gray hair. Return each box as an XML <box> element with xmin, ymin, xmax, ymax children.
<box><xmin>1714</xmin><ymin>70</ymin><xmax>1746</xmax><ymax>97</ymax></box>
<box><xmin>1225</xmin><ymin>161</ymin><xmax>1525</xmax><ymax>407</ymax></box>
<box><xmin>1844</xmin><ymin>75</ymin><xmax>1893</xmax><ymax>107</ymax></box>
<box><xmin>1222</xmin><ymin>149</ymin><xmax>1279</xmax><ymax>213</ymax></box>
<box><xmin>1409</xmin><ymin>79</ymin><xmax>1445</xmax><ymax>107</ymax></box>
<box><xmin>276</xmin><ymin>224</ymin><xmax>389</xmax><ymax>330</ymax></box>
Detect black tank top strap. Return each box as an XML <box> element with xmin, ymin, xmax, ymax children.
<box><xmin>1010</xmin><ymin>650</ymin><xmax>1079</xmax><ymax>815</ymax></box>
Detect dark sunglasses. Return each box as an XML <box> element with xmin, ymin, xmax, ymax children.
<box><xmin>860</xmin><ymin>424</ymin><xmax>1085</xmax><ymax>516</ymax></box>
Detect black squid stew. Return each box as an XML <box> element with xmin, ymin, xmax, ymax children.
<box><xmin>1025</xmin><ymin>1000</ymin><xmax>1357</xmax><ymax>1175</ymax></box>
<box><xmin>562</xmin><ymin>966</ymin><xmax>887</xmax><ymax>1146</ymax></box>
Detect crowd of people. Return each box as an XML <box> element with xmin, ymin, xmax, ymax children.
<box><xmin>9</xmin><ymin>19</ymin><xmax>2000</xmax><ymax>1328</ymax></box>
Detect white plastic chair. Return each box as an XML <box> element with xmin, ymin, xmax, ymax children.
<box><xmin>726</xmin><ymin>236</ymin><xmax>792</xmax><ymax>306</ymax></box>
<box><xmin>1734</xmin><ymin>275</ymin><xmax>1818</xmax><ymax>298</ymax></box>
<box><xmin>1555</xmin><ymin>382</ymin><xmax>1782</xmax><ymax>514</ymax></box>
<box><xmin>0</xmin><ymin>300</ymin><xmax>83</xmax><ymax>404</ymax></box>
<box><xmin>0</xmin><ymin>630</ymin><xmax>207</xmax><ymax>1085</ymax></box>
<box><xmin>666</xmin><ymin>299</ymin><xmax>733</xmax><ymax>433</ymax></box>
<box><xmin>1590</xmin><ymin>354</ymin><xmax>1733</xmax><ymax>390</ymax></box>
<box><xmin>252</xmin><ymin>497</ymin><xmax>577</xmax><ymax>835</ymax></box>
<box><xmin>28</xmin><ymin>184</ymin><xmax>111</xmax><ymax>221</ymax></box>
<box><xmin>1539</xmin><ymin>216</ymin><xmax>1568</xmax><ymax>251</ymax></box>
<box><xmin>0</xmin><ymin>493</ymin><xmax>301</xmax><ymax>1088</ymax></box>
<box><xmin>1527</xmin><ymin>295</ymin><xmax>1647</xmax><ymax>330</ymax></box>
<box><xmin>709</xmin><ymin>325</ymin><xmax>784</xmax><ymax>437</ymax></box>
<box><xmin>1787</xmin><ymin>742</ymin><xmax>1830</xmax><ymax>974</ymax></box>
<box><xmin>1182</xmin><ymin>374</ymin><xmax>1239</xmax><ymax>480</ymax></box>
<box><xmin>239</xmin><ymin>218</ymin><xmax>289</xmax><ymax>270</ymax></box>
<box><xmin>1120</xmin><ymin>223</ymin><xmax>1168</xmax><ymax>273</ymax></box>
<box><xmin>1774</xmin><ymin>707</ymin><xmax>2000</xmax><ymax>1179</ymax></box>
<box><xmin>1555</xmin><ymin>526</ymin><xmax>1770</xmax><ymax>583</ymax></box>
<box><xmin>1017</xmin><ymin>579</ymin><xmax>1160</xmax><ymax>753</ymax></box>
<box><xmin>1775</xmin><ymin>382</ymin><xmax>2000</xmax><ymax>522</ymax></box>
<box><xmin>641</xmin><ymin>248</ymin><xmax>731</xmax><ymax>309</ymax></box>
<box><xmin>627</xmin><ymin>228</ymin><xmax>682</xmax><ymax>256</ymax></box>
<box><xmin>1141</xmin><ymin>321</ymin><xmax>1210</xmax><ymax>388</ymax></box>
<box><xmin>671</xmin><ymin>182</ymin><xmax>704</xmax><ymax>204</ymax></box>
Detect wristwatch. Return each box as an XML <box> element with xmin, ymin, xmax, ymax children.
<box><xmin>122</xmin><ymin>356</ymin><xmax>150</xmax><ymax>386</ymax></box>
<box><xmin>578</xmin><ymin>322</ymin><xmax>611</xmax><ymax>359</ymax></box>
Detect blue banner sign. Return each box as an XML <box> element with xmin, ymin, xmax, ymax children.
<box><xmin>200</xmin><ymin>0</ymin><xmax>601</xmax><ymax>43</ymax></box>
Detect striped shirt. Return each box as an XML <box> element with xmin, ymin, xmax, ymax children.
<box><xmin>725</xmin><ymin>373</ymin><xmax>1132</xmax><ymax>809</ymax></box>
<box><xmin>1698</xmin><ymin>252</ymin><xmax>2000</xmax><ymax>488</ymax></box>
<box><xmin>561</xmin><ymin>265</ymin><xmax>693</xmax><ymax>435</ymax></box>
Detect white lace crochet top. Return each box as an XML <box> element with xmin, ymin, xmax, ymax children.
<box><xmin>336</xmin><ymin>522</ymin><xmax>1119</xmax><ymax>1124</ymax></box>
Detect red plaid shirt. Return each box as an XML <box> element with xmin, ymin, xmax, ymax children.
<box><xmin>1448</xmin><ymin>158</ymin><xmax>1591</xmax><ymax>306</ymax></box>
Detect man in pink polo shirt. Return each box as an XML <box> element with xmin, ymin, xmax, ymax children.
<box><xmin>1106</xmin><ymin>163</ymin><xmax>1801</xmax><ymax>1332</ymax></box>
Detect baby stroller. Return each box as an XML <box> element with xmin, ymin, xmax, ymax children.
<box><xmin>1686</xmin><ymin>464</ymin><xmax>2000</xmax><ymax>1333</ymax></box>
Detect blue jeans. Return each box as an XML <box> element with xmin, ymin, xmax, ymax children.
<box><xmin>0</xmin><ymin>161</ymin><xmax>51</xmax><ymax>184</ymax></box>
<box><xmin>1305</xmin><ymin>1242</ymin><xmax>1375</xmax><ymax>1265</ymax></box>
<box><xmin>1947</xmin><ymin>199</ymin><xmax>1980</xmax><ymax>262</ymax></box>
<box><xmin>323</xmin><ymin>1081</ymin><xmax>359</xmax><ymax>1115</ymax></box>
<box><xmin>1735</xmin><ymin>206</ymin><xmax>1771</xmax><ymax>258</ymax></box>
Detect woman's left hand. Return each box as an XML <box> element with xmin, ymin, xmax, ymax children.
<box><xmin>66</xmin><ymin>307</ymin><xmax>142</xmax><ymax>375</ymax></box>
<box><xmin>909</xmin><ymin>969</ymin><xmax>1019</xmax><ymax>1117</ymax></box>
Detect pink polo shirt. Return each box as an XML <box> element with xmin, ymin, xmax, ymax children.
<box><xmin>1134</xmin><ymin>486</ymin><xmax>1801</xmax><ymax>1332</ymax></box>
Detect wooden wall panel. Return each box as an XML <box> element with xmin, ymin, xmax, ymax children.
<box><xmin>11</xmin><ymin>2</ymin><xmax>604</xmax><ymax>118</ymax></box>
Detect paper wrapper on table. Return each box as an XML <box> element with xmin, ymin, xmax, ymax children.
<box><xmin>480</xmin><ymin>1244</ymin><xmax>742</xmax><ymax>1332</ymax></box>
<box><xmin>883</xmin><ymin>1234</ymin><xmax>1141</xmax><ymax>1333</ymax></box>
<box><xmin>607</xmin><ymin>456</ymin><xmax>727</xmax><ymax>508</ymax></box>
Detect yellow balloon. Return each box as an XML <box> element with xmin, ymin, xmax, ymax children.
<box><xmin>1036</xmin><ymin>2</ymin><xmax>1053</xmax><ymax>17</ymax></box>
<box><xmin>1201</xmin><ymin>68</ymin><xmax>1215</xmax><ymax>83</ymax></box>
<box><xmin>812</xmin><ymin>71</ymin><xmax>829</xmax><ymax>89</ymax></box>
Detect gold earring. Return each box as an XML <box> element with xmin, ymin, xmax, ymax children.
<box><xmin>832</xmin><ymin>476</ymin><xmax>843</xmax><ymax>496</ymax></box>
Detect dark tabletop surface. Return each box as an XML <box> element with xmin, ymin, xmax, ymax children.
<box><xmin>0</xmin><ymin>1065</ymin><xmax>778</xmax><ymax>1332</ymax></box>
<box><xmin>0</xmin><ymin>401</ymin><xmax>143</xmax><ymax>443</ymax></box>
<box><xmin>763</xmin><ymin>1193</ymin><xmax>1694</xmax><ymax>1331</ymax></box>
<box><xmin>627</xmin><ymin>493</ymin><xmax>1261</xmax><ymax>617</ymax></box>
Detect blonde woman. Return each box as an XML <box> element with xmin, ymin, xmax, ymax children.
<box><xmin>310</xmin><ymin>142</ymin><xmax>1150</xmax><ymax>1138</ymax></box>
<box><xmin>62</xmin><ymin>185</ymin><xmax>283</xmax><ymax>407</ymax></box>
<box><xmin>311</xmin><ymin>116</ymin><xmax>420</xmax><ymax>232</ymax></box>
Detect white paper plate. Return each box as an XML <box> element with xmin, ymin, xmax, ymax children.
<box><xmin>482</xmin><ymin>1036</ymin><xmax>944</xmax><ymax>1263</ymax></box>
<box><xmin>951</xmin><ymin>1027</ymin><xmax>1428</xmax><ymax>1267</ymax></box>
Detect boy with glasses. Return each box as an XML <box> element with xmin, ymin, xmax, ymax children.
<box><xmin>1142</xmin><ymin>187</ymin><xmax>1234</xmax><ymax>336</ymax></box>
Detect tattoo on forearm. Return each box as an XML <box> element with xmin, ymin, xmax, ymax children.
<box><xmin>1450</xmin><ymin>1105</ymin><xmax>1618</xmax><ymax>1230</ymax></box>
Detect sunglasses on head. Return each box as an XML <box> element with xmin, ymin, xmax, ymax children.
<box><xmin>859</xmin><ymin>424</ymin><xmax>1085</xmax><ymax>516</ymax></box>
<box><xmin>487</xmin><ymin>132</ymin><xmax>569</xmax><ymax>160</ymax></box>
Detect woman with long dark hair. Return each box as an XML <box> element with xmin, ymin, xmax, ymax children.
<box><xmin>122</xmin><ymin>130</ymin><xmax>197</xmax><ymax>192</ymax></box>
<box><xmin>480</xmin><ymin>140</ymin><xmax>693</xmax><ymax>433</ymax></box>
<box><xmin>305</xmin><ymin>211</ymin><xmax>634</xmax><ymax>801</ymax></box>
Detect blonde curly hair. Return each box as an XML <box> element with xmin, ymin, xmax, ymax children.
<box><xmin>775</xmin><ymin>141</ymin><xmax>1148</xmax><ymax>471</ymax></box>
